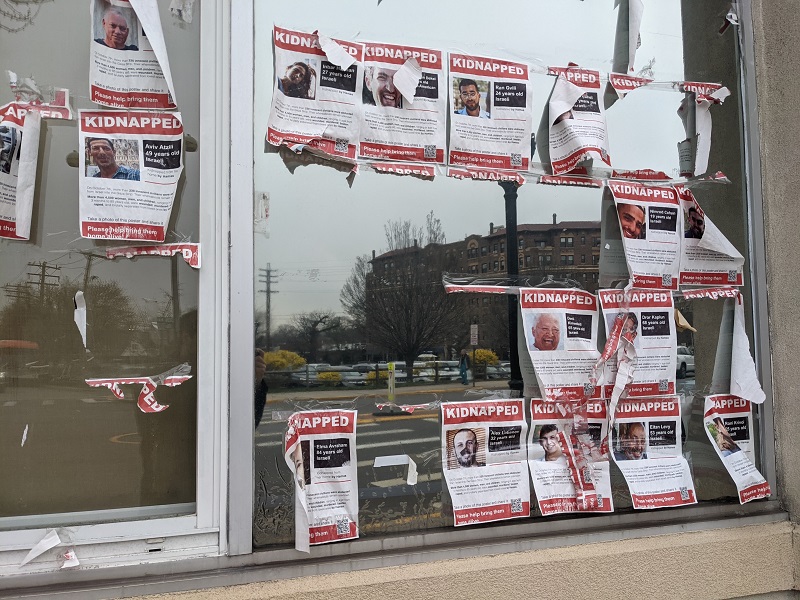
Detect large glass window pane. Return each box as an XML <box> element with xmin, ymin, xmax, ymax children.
<box><xmin>253</xmin><ymin>0</ymin><xmax>755</xmax><ymax>548</ymax></box>
<box><xmin>0</xmin><ymin>3</ymin><xmax>201</xmax><ymax>524</ymax></box>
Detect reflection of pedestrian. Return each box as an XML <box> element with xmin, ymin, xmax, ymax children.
<box><xmin>458</xmin><ymin>349</ymin><xmax>470</xmax><ymax>385</ymax></box>
<box><xmin>685</xmin><ymin>206</ymin><xmax>705</xmax><ymax>239</ymax></box>
<box><xmin>455</xmin><ymin>79</ymin><xmax>490</xmax><ymax>118</ymax></box>
<box><xmin>95</xmin><ymin>8</ymin><xmax>138</xmax><ymax>51</ymax></box>
<box><xmin>277</xmin><ymin>62</ymin><xmax>316</xmax><ymax>99</ymax></box>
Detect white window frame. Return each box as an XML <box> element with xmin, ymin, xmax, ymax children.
<box><xmin>0</xmin><ymin>0</ymin><xmax>231</xmax><ymax>577</ymax></box>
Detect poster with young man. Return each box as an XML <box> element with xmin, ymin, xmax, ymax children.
<box><xmin>518</xmin><ymin>288</ymin><xmax>601</xmax><ymax>402</ymax></box>
<box><xmin>612</xmin><ymin>396</ymin><xmax>697</xmax><ymax>509</ymax></box>
<box><xmin>607</xmin><ymin>180</ymin><xmax>682</xmax><ymax>290</ymax></box>
<box><xmin>359</xmin><ymin>42</ymin><xmax>446</xmax><ymax>163</ymax></box>
<box><xmin>527</xmin><ymin>399</ymin><xmax>613</xmax><ymax>515</ymax></box>
<box><xmin>441</xmin><ymin>399</ymin><xmax>530</xmax><ymax>526</ymax></box>
<box><xmin>89</xmin><ymin>0</ymin><xmax>178</xmax><ymax>109</ymax></box>
<box><xmin>448</xmin><ymin>52</ymin><xmax>532</xmax><ymax>171</ymax></box>
<box><xmin>267</xmin><ymin>25</ymin><xmax>364</xmax><ymax>160</ymax></box>
<box><xmin>284</xmin><ymin>410</ymin><xmax>359</xmax><ymax>552</ymax></box>
<box><xmin>79</xmin><ymin>110</ymin><xmax>183</xmax><ymax>241</ymax></box>
<box><xmin>598</xmin><ymin>288</ymin><xmax>676</xmax><ymax>399</ymax></box>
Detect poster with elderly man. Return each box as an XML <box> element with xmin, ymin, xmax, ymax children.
<box><xmin>519</xmin><ymin>288</ymin><xmax>601</xmax><ymax>402</ymax></box>
<box><xmin>79</xmin><ymin>109</ymin><xmax>183</xmax><ymax>240</ymax></box>
<box><xmin>441</xmin><ymin>399</ymin><xmax>530</xmax><ymax>526</ymax></box>
<box><xmin>89</xmin><ymin>0</ymin><xmax>177</xmax><ymax>109</ymax></box>
<box><xmin>284</xmin><ymin>410</ymin><xmax>359</xmax><ymax>553</ymax></box>
<box><xmin>358</xmin><ymin>42</ymin><xmax>446</xmax><ymax>163</ymax></box>
<box><xmin>611</xmin><ymin>396</ymin><xmax>697</xmax><ymax>509</ymax></box>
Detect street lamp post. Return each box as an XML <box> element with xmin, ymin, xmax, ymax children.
<box><xmin>499</xmin><ymin>181</ymin><xmax>524</xmax><ymax>397</ymax></box>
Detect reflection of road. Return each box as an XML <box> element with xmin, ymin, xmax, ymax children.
<box><xmin>254</xmin><ymin>381</ymin><xmax>508</xmax><ymax>546</ymax></box>
<box><xmin>0</xmin><ymin>384</ymin><xmax>144</xmax><ymax>517</ymax></box>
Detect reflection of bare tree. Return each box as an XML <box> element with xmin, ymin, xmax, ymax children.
<box><xmin>0</xmin><ymin>277</ymin><xmax>139</xmax><ymax>377</ymax></box>
<box><xmin>290</xmin><ymin>310</ymin><xmax>342</xmax><ymax>363</ymax></box>
<box><xmin>341</xmin><ymin>213</ymin><xmax>461</xmax><ymax>377</ymax></box>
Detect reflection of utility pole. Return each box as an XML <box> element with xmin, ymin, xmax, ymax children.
<box><xmin>26</xmin><ymin>261</ymin><xmax>60</xmax><ymax>304</ymax></box>
<box><xmin>258</xmin><ymin>264</ymin><xmax>279</xmax><ymax>350</ymax></box>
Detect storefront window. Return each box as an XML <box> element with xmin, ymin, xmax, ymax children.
<box><xmin>252</xmin><ymin>0</ymin><xmax>758</xmax><ymax>549</ymax></box>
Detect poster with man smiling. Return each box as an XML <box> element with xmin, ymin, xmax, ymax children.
<box><xmin>518</xmin><ymin>288</ymin><xmax>601</xmax><ymax>402</ymax></box>
<box><xmin>358</xmin><ymin>42</ymin><xmax>446</xmax><ymax>163</ymax></box>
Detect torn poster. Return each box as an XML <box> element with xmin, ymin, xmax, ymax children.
<box><xmin>518</xmin><ymin>288</ymin><xmax>601</xmax><ymax>402</ymax></box>
<box><xmin>373</xmin><ymin>454</ymin><xmax>417</xmax><ymax>486</ymax></box>
<box><xmin>677</xmin><ymin>186</ymin><xmax>744</xmax><ymax>286</ymax></box>
<box><xmin>363</xmin><ymin>161</ymin><xmax>436</xmax><ymax>180</ymax></box>
<box><xmin>267</xmin><ymin>26</ymin><xmax>364</xmax><ymax>160</ymax></box>
<box><xmin>0</xmin><ymin>103</ymin><xmax>40</xmax><ymax>240</ymax></box>
<box><xmin>359</xmin><ymin>42</ymin><xmax>445</xmax><ymax>163</ymax></box>
<box><xmin>85</xmin><ymin>365</ymin><xmax>191</xmax><ymax>413</ymax></box>
<box><xmin>79</xmin><ymin>110</ymin><xmax>183</xmax><ymax>241</ymax></box>
<box><xmin>441</xmin><ymin>399</ymin><xmax>530</xmax><ymax>525</ymax></box>
<box><xmin>608</xmin><ymin>180</ymin><xmax>681</xmax><ymax>290</ymax></box>
<box><xmin>704</xmin><ymin>394</ymin><xmax>770</xmax><ymax>504</ymax></box>
<box><xmin>89</xmin><ymin>0</ymin><xmax>177</xmax><ymax>109</ymax></box>
<box><xmin>612</xmin><ymin>396</ymin><xmax>697</xmax><ymax>509</ymax></box>
<box><xmin>447</xmin><ymin>166</ymin><xmax>526</xmax><ymax>185</ymax></box>
<box><xmin>527</xmin><ymin>398</ymin><xmax>612</xmax><ymax>515</ymax></box>
<box><xmin>677</xmin><ymin>86</ymin><xmax>730</xmax><ymax>177</ymax></box>
<box><xmin>105</xmin><ymin>242</ymin><xmax>201</xmax><ymax>268</ymax></box>
<box><xmin>285</xmin><ymin>410</ymin><xmax>358</xmax><ymax>552</ymax></box>
<box><xmin>599</xmin><ymin>288</ymin><xmax>676</xmax><ymax>398</ymax></box>
<box><xmin>74</xmin><ymin>291</ymin><xmax>87</xmax><ymax>349</ymax></box>
<box><xmin>545</xmin><ymin>66</ymin><xmax>611</xmax><ymax>175</ymax></box>
<box><xmin>448</xmin><ymin>53</ymin><xmax>532</xmax><ymax>171</ymax></box>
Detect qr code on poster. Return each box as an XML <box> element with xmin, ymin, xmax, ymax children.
<box><xmin>727</xmin><ymin>270</ymin><xmax>738</xmax><ymax>282</ymax></box>
<box><xmin>661</xmin><ymin>273</ymin><xmax>673</xmax><ymax>287</ymax></box>
<box><xmin>510</xmin><ymin>498</ymin><xmax>523</xmax><ymax>513</ymax></box>
<box><xmin>334</xmin><ymin>138</ymin><xmax>349</xmax><ymax>154</ymax></box>
<box><xmin>658</xmin><ymin>379</ymin><xmax>669</xmax><ymax>392</ymax></box>
<box><xmin>583</xmin><ymin>383</ymin><xmax>595</xmax><ymax>397</ymax></box>
<box><xmin>680</xmin><ymin>487</ymin><xmax>689</xmax><ymax>501</ymax></box>
<box><xmin>510</xmin><ymin>153</ymin><xmax>522</xmax><ymax>167</ymax></box>
<box><xmin>597</xmin><ymin>494</ymin><xmax>604</xmax><ymax>507</ymax></box>
<box><xmin>335</xmin><ymin>518</ymin><xmax>350</xmax><ymax>536</ymax></box>
<box><xmin>423</xmin><ymin>145</ymin><xmax>437</xmax><ymax>159</ymax></box>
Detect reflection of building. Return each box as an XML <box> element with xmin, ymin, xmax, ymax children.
<box><xmin>369</xmin><ymin>217</ymin><xmax>600</xmax><ymax>358</ymax></box>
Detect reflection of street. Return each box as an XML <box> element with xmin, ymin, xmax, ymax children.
<box><xmin>253</xmin><ymin>381</ymin><xmax>508</xmax><ymax>546</ymax></box>
<box><xmin>0</xmin><ymin>384</ymin><xmax>147</xmax><ymax>517</ymax></box>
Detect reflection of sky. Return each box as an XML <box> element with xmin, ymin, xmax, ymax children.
<box><xmin>257</xmin><ymin>1</ymin><xmax>685</xmax><ymax>327</ymax></box>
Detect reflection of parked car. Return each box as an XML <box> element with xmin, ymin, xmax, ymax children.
<box><xmin>676</xmin><ymin>346</ymin><xmax>695</xmax><ymax>379</ymax></box>
<box><xmin>289</xmin><ymin>363</ymin><xmax>332</xmax><ymax>387</ymax></box>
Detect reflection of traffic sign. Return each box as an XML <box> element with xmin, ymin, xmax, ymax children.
<box><xmin>470</xmin><ymin>324</ymin><xmax>479</xmax><ymax>346</ymax></box>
